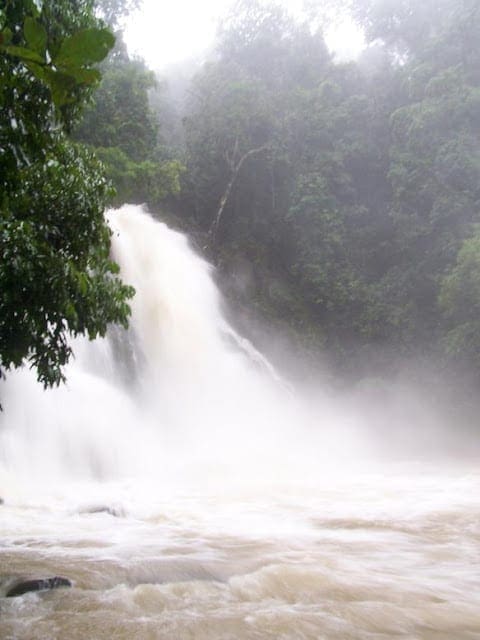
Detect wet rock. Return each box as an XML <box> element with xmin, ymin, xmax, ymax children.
<box><xmin>79</xmin><ymin>504</ymin><xmax>125</xmax><ymax>517</ymax></box>
<box><xmin>6</xmin><ymin>576</ymin><xmax>72</xmax><ymax>598</ymax></box>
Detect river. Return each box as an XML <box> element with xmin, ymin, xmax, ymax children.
<box><xmin>1</xmin><ymin>467</ymin><xmax>480</xmax><ymax>639</ymax></box>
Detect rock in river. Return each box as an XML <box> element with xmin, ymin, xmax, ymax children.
<box><xmin>6</xmin><ymin>576</ymin><xmax>72</xmax><ymax>598</ymax></box>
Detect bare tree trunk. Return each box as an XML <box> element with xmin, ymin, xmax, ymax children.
<box><xmin>209</xmin><ymin>142</ymin><xmax>269</xmax><ymax>248</ymax></box>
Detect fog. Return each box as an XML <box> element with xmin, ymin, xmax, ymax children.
<box><xmin>2</xmin><ymin>205</ymin><xmax>478</xmax><ymax>493</ymax></box>
<box><xmin>1</xmin><ymin>1</ymin><xmax>480</xmax><ymax>637</ymax></box>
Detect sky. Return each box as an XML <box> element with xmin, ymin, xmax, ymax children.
<box><xmin>124</xmin><ymin>0</ymin><xmax>365</xmax><ymax>71</ymax></box>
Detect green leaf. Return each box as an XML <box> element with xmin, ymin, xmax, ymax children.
<box><xmin>4</xmin><ymin>45</ymin><xmax>44</xmax><ymax>64</ymax></box>
<box><xmin>64</xmin><ymin>302</ymin><xmax>78</xmax><ymax>324</ymax></box>
<box><xmin>24</xmin><ymin>60</ymin><xmax>48</xmax><ymax>83</ymax></box>
<box><xmin>77</xmin><ymin>273</ymin><xmax>89</xmax><ymax>296</ymax></box>
<box><xmin>0</xmin><ymin>27</ymin><xmax>13</xmax><ymax>46</ymax></box>
<box><xmin>49</xmin><ymin>79</ymin><xmax>76</xmax><ymax>107</ymax></box>
<box><xmin>24</xmin><ymin>17</ymin><xmax>47</xmax><ymax>56</ymax></box>
<box><xmin>55</xmin><ymin>28</ymin><xmax>114</xmax><ymax>68</ymax></box>
<box><xmin>24</xmin><ymin>63</ymin><xmax>100</xmax><ymax>105</ymax></box>
<box><xmin>67</xmin><ymin>67</ymin><xmax>101</xmax><ymax>85</ymax></box>
<box><xmin>41</xmin><ymin>68</ymin><xmax>77</xmax><ymax>106</ymax></box>
<box><xmin>23</xmin><ymin>63</ymin><xmax>72</xmax><ymax>106</ymax></box>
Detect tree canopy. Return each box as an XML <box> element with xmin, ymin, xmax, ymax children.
<box><xmin>170</xmin><ymin>0</ymin><xmax>480</xmax><ymax>378</ymax></box>
<box><xmin>0</xmin><ymin>0</ymin><xmax>134</xmax><ymax>390</ymax></box>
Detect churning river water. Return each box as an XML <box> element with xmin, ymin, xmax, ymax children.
<box><xmin>1</xmin><ymin>206</ymin><xmax>479</xmax><ymax>639</ymax></box>
<box><xmin>1</xmin><ymin>468</ymin><xmax>480</xmax><ymax>639</ymax></box>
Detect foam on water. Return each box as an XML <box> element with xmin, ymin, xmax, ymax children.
<box><xmin>0</xmin><ymin>204</ymin><xmax>368</xmax><ymax>497</ymax></box>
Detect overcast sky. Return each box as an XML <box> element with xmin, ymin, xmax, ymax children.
<box><xmin>124</xmin><ymin>0</ymin><xmax>365</xmax><ymax>71</ymax></box>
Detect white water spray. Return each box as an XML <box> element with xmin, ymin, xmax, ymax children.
<box><xmin>0</xmin><ymin>205</ymin><xmax>350</xmax><ymax>493</ymax></box>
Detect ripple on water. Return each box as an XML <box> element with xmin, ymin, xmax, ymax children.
<box><xmin>1</xmin><ymin>471</ymin><xmax>480</xmax><ymax>639</ymax></box>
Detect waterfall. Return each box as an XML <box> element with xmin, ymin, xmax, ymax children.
<box><xmin>0</xmin><ymin>205</ymin><xmax>303</xmax><ymax>489</ymax></box>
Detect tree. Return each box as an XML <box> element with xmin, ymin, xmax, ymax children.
<box><xmin>74</xmin><ymin>37</ymin><xmax>184</xmax><ymax>207</ymax></box>
<box><xmin>0</xmin><ymin>0</ymin><xmax>134</xmax><ymax>391</ymax></box>
<box><xmin>75</xmin><ymin>56</ymin><xmax>158</xmax><ymax>161</ymax></box>
<box><xmin>439</xmin><ymin>227</ymin><xmax>480</xmax><ymax>367</ymax></box>
<box><xmin>183</xmin><ymin>60</ymin><xmax>274</xmax><ymax>233</ymax></box>
<box><xmin>174</xmin><ymin>0</ymin><xmax>480</xmax><ymax>378</ymax></box>
<box><xmin>95</xmin><ymin>0</ymin><xmax>142</xmax><ymax>29</ymax></box>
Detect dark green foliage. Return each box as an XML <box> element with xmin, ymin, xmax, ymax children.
<box><xmin>175</xmin><ymin>0</ymin><xmax>480</xmax><ymax>376</ymax></box>
<box><xmin>94</xmin><ymin>146</ymin><xmax>183</xmax><ymax>207</ymax></box>
<box><xmin>0</xmin><ymin>0</ymin><xmax>134</xmax><ymax>388</ymax></box>
<box><xmin>183</xmin><ymin>60</ymin><xmax>274</xmax><ymax>230</ymax></box>
<box><xmin>75</xmin><ymin>56</ymin><xmax>158</xmax><ymax>161</ymax></box>
<box><xmin>74</xmin><ymin>44</ymin><xmax>183</xmax><ymax>206</ymax></box>
<box><xmin>440</xmin><ymin>229</ymin><xmax>480</xmax><ymax>365</ymax></box>
<box><xmin>0</xmin><ymin>0</ymin><xmax>114</xmax><ymax>125</ymax></box>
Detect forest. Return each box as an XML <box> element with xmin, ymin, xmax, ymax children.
<box><xmin>2</xmin><ymin>0</ymin><xmax>480</xmax><ymax>391</ymax></box>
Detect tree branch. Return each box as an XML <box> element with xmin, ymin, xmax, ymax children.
<box><xmin>209</xmin><ymin>142</ymin><xmax>269</xmax><ymax>248</ymax></box>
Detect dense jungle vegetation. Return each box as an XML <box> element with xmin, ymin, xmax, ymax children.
<box><xmin>2</xmin><ymin>0</ymin><xmax>480</xmax><ymax>390</ymax></box>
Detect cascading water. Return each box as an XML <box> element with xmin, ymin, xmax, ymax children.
<box><xmin>1</xmin><ymin>205</ymin><xmax>479</xmax><ymax>640</ymax></box>
<box><xmin>0</xmin><ymin>205</ymin><xmax>302</xmax><ymax>487</ymax></box>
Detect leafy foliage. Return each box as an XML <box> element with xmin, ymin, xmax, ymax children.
<box><xmin>174</xmin><ymin>0</ymin><xmax>480</xmax><ymax>376</ymax></box>
<box><xmin>0</xmin><ymin>0</ymin><xmax>133</xmax><ymax>389</ymax></box>
<box><xmin>74</xmin><ymin>45</ymin><xmax>183</xmax><ymax>206</ymax></box>
<box><xmin>439</xmin><ymin>229</ymin><xmax>480</xmax><ymax>366</ymax></box>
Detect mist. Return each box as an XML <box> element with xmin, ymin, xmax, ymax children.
<box><xmin>2</xmin><ymin>0</ymin><xmax>480</xmax><ymax>638</ymax></box>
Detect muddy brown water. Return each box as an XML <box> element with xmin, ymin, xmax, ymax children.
<box><xmin>1</xmin><ymin>468</ymin><xmax>479</xmax><ymax>640</ymax></box>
